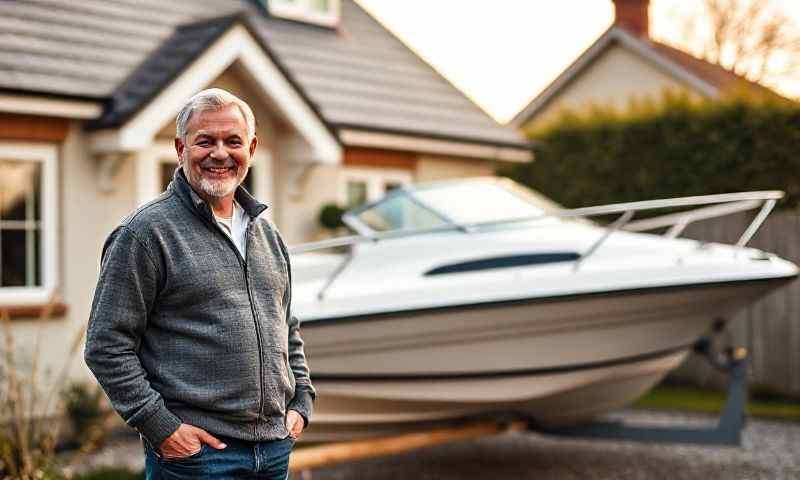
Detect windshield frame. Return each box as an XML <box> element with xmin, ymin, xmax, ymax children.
<box><xmin>342</xmin><ymin>186</ymin><xmax>457</xmax><ymax>235</ymax></box>
<box><xmin>342</xmin><ymin>178</ymin><xmax>556</xmax><ymax>235</ymax></box>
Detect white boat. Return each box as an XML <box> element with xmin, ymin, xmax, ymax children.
<box><xmin>289</xmin><ymin>177</ymin><xmax>797</xmax><ymax>442</ymax></box>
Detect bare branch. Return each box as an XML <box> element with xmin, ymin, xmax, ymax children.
<box><xmin>672</xmin><ymin>0</ymin><xmax>800</xmax><ymax>89</ymax></box>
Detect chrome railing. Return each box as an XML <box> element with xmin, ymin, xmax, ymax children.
<box><xmin>289</xmin><ymin>191</ymin><xmax>784</xmax><ymax>262</ymax></box>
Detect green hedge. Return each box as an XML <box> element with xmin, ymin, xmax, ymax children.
<box><xmin>504</xmin><ymin>94</ymin><xmax>800</xmax><ymax>211</ymax></box>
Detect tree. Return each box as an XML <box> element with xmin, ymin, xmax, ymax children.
<box><xmin>661</xmin><ymin>0</ymin><xmax>800</xmax><ymax>93</ymax></box>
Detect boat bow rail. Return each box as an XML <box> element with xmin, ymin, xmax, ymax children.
<box><xmin>289</xmin><ymin>190</ymin><xmax>784</xmax><ymax>263</ymax></box>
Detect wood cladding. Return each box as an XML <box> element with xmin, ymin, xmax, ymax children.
<box><xmin>343</xmin><ymin>147</ymin><xmax>417</xmax><ymax>171</ymax></box>
<box><xmin>0</xmin><ymin>113</ymin><xmax>69</xmax><ymax>142</ymax></box>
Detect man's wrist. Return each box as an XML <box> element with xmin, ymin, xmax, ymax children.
<box><xmin>134</xmin><ymin>405</ymin><xmax>182</xmax><ymax>447</ymax></box>
<box><xmin>287</xmin><ymin>389</ymin><xmax>313</xmax><ymax>429</ymax></box>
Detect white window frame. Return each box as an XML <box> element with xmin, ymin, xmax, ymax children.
<box><xmin>338</xmin><ymin>167</ymin><xmax>412</xmax><ymax>207</ymax></box>
<box><xmin>0</xmin><ymin>143</ymin><xmax>58</xmax><ymax>305</ymax></box>
<box><xmin>267</xmin><ymin>0</ymin><xmax>341</xmax><ymax>28</ymax></box>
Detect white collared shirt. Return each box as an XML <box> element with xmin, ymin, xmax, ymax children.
<box><xmin>214</xmin><ymin>201</ymin><xmax>249</xmax><ymax>258</ymax></box>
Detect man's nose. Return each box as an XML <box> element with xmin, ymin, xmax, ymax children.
<box><xmin>209</xmin><ymin>141</ymin><xmax>228</xmax><ymax>159</ymax></box>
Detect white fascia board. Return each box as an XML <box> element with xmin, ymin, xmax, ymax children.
<box><xmin>0</xmin><ymin>94</ymin><xmax>101</xmax><ymax>119</ymax></box>
<box><xmin>339</xmin><ymin>129</ymin><xmax>533</xmax><ymax>163</ymax></box>
<box><xmin>90</xmin><ymin>127</ymin><xmax>145</xmax><ymax>153</ymax></box>
<box><xmin>613</xmin><ymin>28</ymin><xmax>718</xmax><ymax>98</ymax></box>
<box><xmin>510</xmin><ymin>27</ymin><xmax>719</xmax><ymax>127</ymax></box>
<box><xmin>90</xmin><ymin>25</ymin><xmax>340</xmax><ymax>164</ymax></box>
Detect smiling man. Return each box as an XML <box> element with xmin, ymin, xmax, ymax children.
<box><xmin>85</xmin><ymin>88</ymin><xmax>314</xmax><ymax>479</ymax></box>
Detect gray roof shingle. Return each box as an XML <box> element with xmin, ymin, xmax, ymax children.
<box><xmin>90</xmin><ymin>14</ymin><xmax>248</xmax><ymax>129</ymax></box>
<box><xmin>0</xmin><ymin>0</ymin><xmax>528</xmax><ymax>149</ymax></box>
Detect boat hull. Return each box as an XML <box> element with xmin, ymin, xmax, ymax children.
<box><xmin>298</xmin><ymin>277</ymin><xmax>790</xmax><ymax>442</ymax></box>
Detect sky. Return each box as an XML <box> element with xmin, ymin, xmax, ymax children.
<box><xmin>355</xmin><ymin>0</ymin><xmax>800</xmax><ymax>123</ymax></box>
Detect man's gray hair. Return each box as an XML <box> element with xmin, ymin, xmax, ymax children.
<box><xmin>176</xmin><ymin>88</ymin><xmax>256</xmax><ymax>141</ymax></box>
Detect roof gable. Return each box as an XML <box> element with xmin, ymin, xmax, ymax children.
<box><xmin>510</xmin><ymin>26</ymin><xmax>781</xmax><ymax>127</ymax></box>
<box><xmin>87</xmin><ymin>14</ymin><xmax>340</xmax><ymax>162</ymax></box>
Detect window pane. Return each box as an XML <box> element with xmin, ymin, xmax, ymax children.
<box><xmin>241</xmin><ymin>167</ymin><xmax>254</xmax><ymax>194</ymax></box>
<box><xmin>34</xmin><ymin>229</ymin><xmax>41</xmax><ymax>286</ymax></box>
<box><xmin>0</xmin><ymin>159</ymin><xmax>40</xmax><ymax>221</ymax></box>
<box><xmin>347</xmin><ymin>181</ymin><xmax>367</xmax><ymax>208</ymax></box>
<box><xmin>1</xmin><ymin>230</ymin><xmax>29</xmax><ymax>287</ymax></box>
<box><xmin>161</xmin><ymin>164</ymin><xmax>178</xmax><ymax>192</ymax></box>
<box><xmin>33</xmin><ymin>167</ymin><xmax>41</xmax><ymax>221</ymax></box>
<box><xmin>308</xmin><ymin>0</ymin><xmax>330</xmax><ymax>12</ymax></box>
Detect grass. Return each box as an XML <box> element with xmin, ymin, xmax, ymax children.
<box><xmin>634</xmin><ymin>385</ymin><xmax>800</xmax><ymax>420</ymax></box>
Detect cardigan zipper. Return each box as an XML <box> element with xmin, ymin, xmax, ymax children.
<box><xmin>209</xmin><ymin>216</ymin><xmax>265</xmax><ymax>437</ymax></box>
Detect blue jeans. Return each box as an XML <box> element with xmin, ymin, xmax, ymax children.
<box><xmin>143</xmin><ymin>435</ymin><xmax>295</xmax><ymax>479</ymax></box>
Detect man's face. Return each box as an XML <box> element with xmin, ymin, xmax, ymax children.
<box><xmin>175</xmin><ymin>104</ymin><xmax>257</xmax><ymax>200</ymax></box>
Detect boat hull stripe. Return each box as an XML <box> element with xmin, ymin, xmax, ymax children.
<box><xmin>302</xmin><ymin>275</ymin><xmax>797</xmax><ymax>326</ymax></box>
<box><xmin>311</xmin><ymin>342</ymin><xmax>694</xmax><ymax>381</ymax></box>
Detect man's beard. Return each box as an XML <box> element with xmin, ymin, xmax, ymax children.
<box><xmin>183</xmin><ymin>154</ymin><xmax>250</xmax><ymax>198</ymax></box>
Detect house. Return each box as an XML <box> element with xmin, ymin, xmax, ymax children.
<box><xmin>511</xmin><ymin>0</ymin><xmax>782</xmax><ymax>131</ymax></box>
<box><xmin>0</xmin><ymin>1</ymin><xmax>530</xmax><ymax>378</ymax></box>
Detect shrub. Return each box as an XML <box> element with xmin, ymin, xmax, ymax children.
<box><xmin>0</xmin><ymin>294</ymin><xmax>84</xmax><ymax>479</ymax></box>
<box><xmin>64</xmin><ymin>383</ymin><xmax>111</xmax><ymax>453</ymax></box>
<box><xmin>318</xmin><ymin>203</ymin><xmax>346</xmax><ymax>232</ymax></box>
<box><xmin>505</xmin><ymin>94</ymin><xmax>800</xmax><ymax>211</ymax></box>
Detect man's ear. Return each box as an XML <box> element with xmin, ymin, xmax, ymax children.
<box><xmin>249</xmin><ymin>136</ymin><xmax>258</xmax><ymax>159</ymax></box>
<box><xmin>174</xmin><ymin>137</ymin><xmax>185</xmax><ymax>166</ymax></box>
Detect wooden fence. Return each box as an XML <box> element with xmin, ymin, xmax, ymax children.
<box><xmin>666</xmin><ymin>209</ymin><xmax>800</xmax><ymax>396</ymax></box>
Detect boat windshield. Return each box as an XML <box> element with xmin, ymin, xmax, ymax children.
<box><xmin>349</xmin><ymin>180</ymin><xmax>556</xmax><ymax>233</ymax></box>
<box><xmin>352</xmin><ymin>193</ymin><xmax>449</xmax><ymax>232</ymax></box>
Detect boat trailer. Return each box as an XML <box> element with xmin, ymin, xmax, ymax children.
<box><xmin>540</xmin><ymin>340</ymin><xmax>748</xmax><ymax>447</ymax></box>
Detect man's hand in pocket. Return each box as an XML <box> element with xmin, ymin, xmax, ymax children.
<box><xmin>286</xmin><ymin>410</ymin><xmax>305</xmax><ymax>440</ymax></box>
<box><xmin>159</xmin><ymin>423</ymin><xmax>227</xmax><ymax>459</ymax></box>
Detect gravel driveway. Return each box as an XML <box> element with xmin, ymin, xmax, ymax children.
<box><xmin>303</xmin><ymin>409</ymin><xmax>800</xmax><ymax>480</ymax></box>
<box><xmin>68</xmin><ymin>409</ymin><xmax>800</xmax><ymax>479</ymax></box>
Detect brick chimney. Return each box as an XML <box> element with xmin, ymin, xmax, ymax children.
<box><xmin>613</xmin><ymin>0</ymin><xmax>650</xmax><ymax>38</ymax></box>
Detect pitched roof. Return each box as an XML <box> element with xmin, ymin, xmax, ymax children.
<box><xmin>648</xmin><ymin>41</ymin><xmax>779</xmax><ymax>98</ymax></box>
<box><xmin>0</xmin><ymin>0</ymin><xmax>528</xmax><ymax>149</ymax></box>
<box><xmin>510</xmin><ymin>26</ymin><xmax>784</xmax><ymax>127</ymax></box>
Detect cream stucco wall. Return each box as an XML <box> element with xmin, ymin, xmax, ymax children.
<box><xmin>279</xmin><ymin>163</ymin><xmax>341</xmax><ymax>244</ymax></box>
<box><xmin>526</xmin><ymin>43</ymin><xmax>703</xmax><ymax>130</ymax></box>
